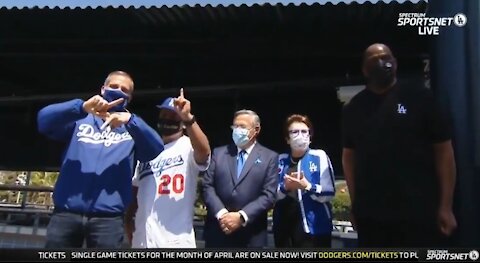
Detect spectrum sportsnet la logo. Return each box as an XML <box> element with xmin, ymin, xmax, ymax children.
<box><xmin>397</xmin><ymin>13</ymin><xmax>467</xmax><ymax>35</ymax></box>
<box><xmin>426</xmin><ymin>249</ymin><xmax>479</xmax><ymax>261</ymax></box>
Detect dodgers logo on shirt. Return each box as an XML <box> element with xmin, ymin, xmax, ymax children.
<box><xmin>154</xmin><ymin>154</ymin><xmax>185</xmax><ymax>176</ymax></box>
<box><xmin>76</xmin><ymin>124</ymin><xmax>132</xmax><ymax>147</ymax></box>
<box><xmin>309</xmin><ymin>161</ymin><xmax>318</xmax><ymax>172</ymax></box>
<box><xmin>397</xmin><ymin>103</ymin><xmax>407</xmax><ymax>114</ymax></box>
<box><xmin>137</xmin><ymin>154</ymin><xmax>185</xmax><ymax>179</ymax></box>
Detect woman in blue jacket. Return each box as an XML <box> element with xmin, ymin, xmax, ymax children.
<box><xmin>273</xmin><ymin>114</ymin><xmax>335</xmax><ymax>247</ymax></box>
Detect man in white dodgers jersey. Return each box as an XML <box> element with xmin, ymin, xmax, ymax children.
<box><xmin>125</xmin><ymin>88</ymin><xmax>211</xmax><ymax>248</ymax></box>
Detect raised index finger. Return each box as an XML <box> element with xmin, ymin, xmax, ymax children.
<box><xmin>179</xmin><ymin>88</ymin><xmax>184</xmax><ymax>98</ymax></box>
<box><xmin>107</xmin><ymin>98</ymin><xmax>124</xmax><ymax>109</ymax></box>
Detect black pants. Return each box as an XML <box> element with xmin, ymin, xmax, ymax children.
<box><xmin>273</xmin><ymin>197</ymin><xmax>331</xmax><ymax>248</ymax></box>
<box><xmin>274</xmin><ymin>225</ymin><xmax>331</xmax><ymax>248</ymax></box>
<box><xmin>355</xmin><ymin>217</ymin><xmax>448</xmax><ymax>248</ymax></box>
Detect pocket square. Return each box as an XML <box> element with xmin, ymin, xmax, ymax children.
<box><xmin>255</xmin><ymin>158</ymin><xmax>262</xmax><ymax>164</ymax></box>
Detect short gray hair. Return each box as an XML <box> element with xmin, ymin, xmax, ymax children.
<box><xmin>234</xmin><ymin>109</ymin><xmax>261</xmax><ymax>127</ymax></box>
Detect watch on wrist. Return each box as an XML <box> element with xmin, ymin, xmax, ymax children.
<box><xmin>184</xmin><ymin>115</ymin><xmax>196</xmax><ymax>126</ymax></box>
<box><xmin>239</xmin><ymin>213</ymin><xmax>246</xmax><ymax>223</ymax></box>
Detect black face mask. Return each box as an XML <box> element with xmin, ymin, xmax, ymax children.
<box><xmin>367</xmin><ymin>59</ymin><xmax>396</xmax><ymax>88</ymax></box>
<box><xmin>157</xmin><ymin>119</ymin><xmax>181</xmax><ymax>136</ymax></box>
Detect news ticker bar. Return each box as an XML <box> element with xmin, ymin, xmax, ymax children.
<box><xmin>0</xmin><ymin>249</ymin><xmax>478</xmax><ymax>262</ymax></box>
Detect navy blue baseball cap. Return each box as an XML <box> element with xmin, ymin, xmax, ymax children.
<box><xmin>156</xmin><ymin>97</ymin><xmax>176</xmax><ymax>112</ymax></box>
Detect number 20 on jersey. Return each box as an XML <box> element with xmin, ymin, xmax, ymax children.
<box><xmin>158</xmin><ymin>174</ymin><xmax>185</xmax><ymax>194</ymax></box>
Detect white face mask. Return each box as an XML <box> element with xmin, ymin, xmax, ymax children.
<box><xmin>232</xmin><ymin>127</ymin><xmax>250</xmax><ymax>147</ymax></box>
<box><xmin>289</xmin><ymin>133</ymin><xmax>310</xmax><ymax>151</ymax></box>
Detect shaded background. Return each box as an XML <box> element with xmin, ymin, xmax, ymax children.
<box><xmin>0</xmin><ymin>2</ymin><xmax>428</xmax><ymax>172</ymax></box>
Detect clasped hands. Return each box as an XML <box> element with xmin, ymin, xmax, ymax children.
<box><xmin>284</xmin><ymin>171</ymin><xmax>310</xmax><ymax>191</ymax></box>
<box><xmin>82</xmin><ymin>95</ymin><xmax>131</xmax><ymax>129</ymax></box>
<box><xmin>219</xmin><ymin>212</ymin><xmax>243</xmax><ymax>235</ymax></box>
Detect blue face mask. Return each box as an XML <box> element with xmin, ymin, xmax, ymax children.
<box><xmin>102</xmin><ymin>87</ymin><xmax>130</xmax><ymax>112</ymax></box>
<box><xmin>232</xmin><ymin>127</ymin><xmax>250</xmax><ymax>147</ymax></box>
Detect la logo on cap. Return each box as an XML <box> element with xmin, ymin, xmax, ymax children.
<box><xmin>168</xmin><ymin>98</ymin><xmax>174</xmax><ymax>107</ymax></box>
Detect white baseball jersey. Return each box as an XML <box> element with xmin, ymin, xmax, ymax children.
<box><xmin>131</xmin><ymin>135</ymin><xmax>210</xmax><ymax>248</ymax></box>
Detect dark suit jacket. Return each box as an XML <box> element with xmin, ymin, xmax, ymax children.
<box><xmin>202</xmin><ymin>142</ymin><xmax>279</xmax><ymax>248</ymax></box>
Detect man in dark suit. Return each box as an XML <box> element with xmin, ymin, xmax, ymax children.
<box><xmin>202</xmin><ymin>109</ymin><xmax>278</xmax><ymax>248</ymax></box>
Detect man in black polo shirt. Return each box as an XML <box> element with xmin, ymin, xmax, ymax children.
<box><xmin>342</xmin><ymin>43</ymin><xmax>457</xmax><ymax>247</ymax></box>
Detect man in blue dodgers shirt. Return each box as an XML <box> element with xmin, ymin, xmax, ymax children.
<box><xmin>37</xmin><ymin>71</ymin><xmax>164</xmax><ymax>248</ymax></box>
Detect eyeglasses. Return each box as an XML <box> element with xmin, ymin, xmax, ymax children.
<box><xmin>289</xmin><ymin>129</ymin><xmax>310</xmax><ymax>136</ymax></box>
<box><xmin>231</xmin><ymin>125</ymin><xmax>254</xmax><ymax>130</ymax></box>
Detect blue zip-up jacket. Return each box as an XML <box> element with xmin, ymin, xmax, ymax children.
<box><xmin>37</xmin><ymin>99</ymin><xmax>164</xmax><ymax>214</ymax></box>
<box><xmin>274</xmin><ymin>149</ymin><xmax>335</xmax><ymax>235</ymax></box>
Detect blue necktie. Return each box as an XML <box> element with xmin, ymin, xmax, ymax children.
<box><xmin>237</xmin><ymin>150</ymin><xmax>246</xmax><ymax>178</ymax></box>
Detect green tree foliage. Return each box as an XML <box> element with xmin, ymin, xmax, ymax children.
<box><xmin>27</xmin><ymin>171</ymin><xmax>58</xmax><ymax>207</ymax></box>
<box><xmin>194</xmin><ymin>174</ymin><xmax>207</xmax><ymax>219</ymax></box>
<box><xmin>331</xmin><ymin>182</ymin><xmax>351</xmax><ymax>221</ymax></box>
<box><xmin>0</xmin><ymin>171</ymin><xmax>26</xmax><ymax>204</ymax></box>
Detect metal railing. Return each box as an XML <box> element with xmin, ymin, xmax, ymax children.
<box><xmin>0</xmin><ymin>171</ymin><xmax>54</xmax><ymax>235</ymax></box>
<box><xmin>0</xmin><ymin>171</ymin><xmax>357</xmax><ymax>248</ymax></box>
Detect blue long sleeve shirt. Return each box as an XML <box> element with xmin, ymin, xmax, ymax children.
<box><xmin>37</xmin><ymin>99</ymin><xmax>164</xmax><ymax>214</ymax></box>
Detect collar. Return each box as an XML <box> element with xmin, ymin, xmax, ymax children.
<box><xmin>237</xmin><ymin>140</ymin><xmax>257</xmax><ymax>155</ymax></box>
<box><xmin>289</xmin><ymin>148</ymin><xmax>309</xmax><ymax>164</ymax></box>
